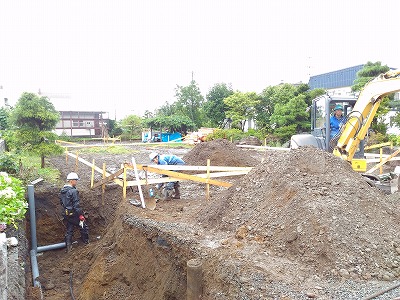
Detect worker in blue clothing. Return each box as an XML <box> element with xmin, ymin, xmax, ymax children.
<box><xmin>59</xmin><ymin>172</ymin><xmax>89</xmax><ymax>252</ymax></box>
<box><xmin>149</xmin><ymin>152</ymin><xmax>184</xmax><ymax>200</ymax></box>
<box><xmin>330</xmin><ymin>105</ymin><xmax>344</xmax><ymax>138</ymax></box>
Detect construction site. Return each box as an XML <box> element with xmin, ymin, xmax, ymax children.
<box><xmin>12</xmin><ymin>138</ymin><xmax>400</xmax><ymax>299</ymax></box>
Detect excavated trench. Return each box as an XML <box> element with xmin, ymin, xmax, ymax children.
<box><xmin>24</xmin><ymin>141</ymin><xmax>400</xmax><ymax>299</ymax></box>
<box><xmin>28</xmin><ymin>183</ymin><xmax>243</xmax><ymax>300</ymax></box>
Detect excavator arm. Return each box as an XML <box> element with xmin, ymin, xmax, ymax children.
<box><xmin>333</xmin><ymin>69</ymin><xmax>400</xmax><ymax>162</ymax></box>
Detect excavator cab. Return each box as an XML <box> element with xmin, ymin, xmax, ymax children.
<box><xmin>310</xmin><ymin>95</ymin><xmax>357</xmax><ymax>151</ymax></box>
<box><xmin>292</xmin><ymin>94</ymin><xmax>361</xmax><ymax>153</ymax></box>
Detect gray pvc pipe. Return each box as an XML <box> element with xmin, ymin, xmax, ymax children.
<box><xmin>37</xmin><ymin>242</ymin><xmax>66</xmax><ymax>253</ymax></box>
<box><xmin>28</xmin><ymin>183</ymin><xmax>66</xmax><ymax>291</ymax></box>
<box><xmin>28</xmin><ymin>185</ymin><xmax>37</xmax><ymax>252</ymax></box>
<box><xmin>28</xmin><ymin>184</ymin><xmax>66</xmax><ymax>253</ymax></box>
<box><xmin>187</xmin><ymin>258</ymin><xmax>203</xmax><ymax>300</ymax></box>
<box><xmin>30</xmin><ymin>249</ymin><xmax>40</xmax><ymax>288</ymax></box>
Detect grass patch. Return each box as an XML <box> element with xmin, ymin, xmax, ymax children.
<box><xmin>145</xmin><ymin>142</ymin><xmax>194</xmax><ymax>149</ymax></box>
<box><xmin>78</xmin><ymin>145</ymin><xmax>132</xmax><ymax>154</ymax></box>
<box><xmin>19</xmin><ymin>155</ymin><xmax>61</xmax><ymax>185</ymax></box>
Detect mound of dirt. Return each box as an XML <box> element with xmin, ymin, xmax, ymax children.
<box><xmin>183</xmin><ymin>139</ymin><xmax>258</xmax><ymax>167</ymax></box>
<box><xmin>198</xmin><ymin>146</ymin><xmax>400</xmax><ymax>280</ymax></box>
<box><xmin>237</xmin><ymin>136</ymin><xmax>262</xmax><ymax>146</ymax></box>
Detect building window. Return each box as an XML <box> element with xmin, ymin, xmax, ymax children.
<box><xmin>72</xmin><ymin>120</ymin><xmax>84</xmax><ymax>127</ymax></box>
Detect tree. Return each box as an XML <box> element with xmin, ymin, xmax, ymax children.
<box><xmin>224</xmin><ymin>92</ymin><xmax>260</xmax><ymax>131</ymax></box>
<box><xmin>270</xmin><ymin>94</ymin><xmax>309</xmax><ymax>142</ymax></box>
<box><xmin>0</xmin><ymin>107</ymin><xmax>11</xmax><ymax>130</ymax></box>
<box><xmin>142</xmin><ymin>110</ymin><xmax>154</xmax><ymax>119</ymax></box>
<box><xmin>107</xmin><ymin>119</ymin><xmax>123</xmax><ymax>137</ymax></box>
<box><xmin>203</xmin><ymin>83</ymin><xmax>233</xmax><ymax>128</ymax></box>
<box><xmin>352</xmin><ymin>61</ymin><xmax>389</xmax><ymax>92</ymax></box>
<box><xmin>256</xmin><ymin>84</ymin><xmax>300</xmax><ymax>132</ymax></box>
<box><xmin>156</xmin><ymin>101</ymin><xmax>178</xmax><ymax>117</ymax></box>
<box><xmin>120</xmin><ymin>115</ymin><xmax>143</xmax><ymax>140</ymax></box>
<box><xmin>143</xmin><ymin>115</ymin><xmax>195</xmax><ymax>135</ymax></box>
<box><xmin>9</xmin><ymin>92</ymin><xmax>63</xmax><ymax>168</ymax></box>
<box><xmin>174</xmin><ymin>80</ymin><xmax>204</xmax><ymax>128</ymax></box>
<box><xmin>352</xmin><ymin>61</ymin><xmax>391</xmax><ymax>134</ymax></box>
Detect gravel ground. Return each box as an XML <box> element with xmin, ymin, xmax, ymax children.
<box><xmin>26</xmin><ymin>140</ymin><xmax>400</xmax><ymax>299</ymax></box>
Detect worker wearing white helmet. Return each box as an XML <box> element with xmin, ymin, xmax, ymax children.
<box><xmin>66</xmin><ymin>172</ymin><xmax>79</xmax><ymax>180</ymax></box>
<box><xmin>149</xmin><ymin>152</ymin><xmax>185</xmax><ymax>200</ymax></box>
<box><xmin>60</xmin><ymin>172</ymin><xmax>89</xmax><ymax>252</ymax></box>
<box><xmin>149</xmin><ymin>152</ymin><xmax>159</xmax><ymax>162</ymax></box>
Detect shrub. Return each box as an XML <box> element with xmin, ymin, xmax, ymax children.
<box><xmin>206</xmin><ymin>129</ymin><xmax>245</xmax><ymax>142</ymax></box>
<box><xmin>0</xmin><ymin>172</ymin><xmax>27</xmax><ymax>228</ymax></box>
<box><xmin>0</xmin><ymin>152</ymin><xmax>20</xmax><ymax>174</ymax></box>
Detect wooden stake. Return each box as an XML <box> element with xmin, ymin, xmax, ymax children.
<box><xmin>206</xmin><ymin>159</ymin><xmax>210</xmax><ymax>201</ymax></box>
<box><xmin>132</xmin><ymin>157</ymin><xmax>146</xmax><ymax>209</ymax></box>
<box><xmin>75</xmin><ymin>151</ymin><xmax>79</xmax><ymax>172</ymax></box>
<box><xmin>123</xmin><ymin>164</ymin><xmax>127</xmax><ymax>199</ymax></box>
<box><xmin>91</xmin><ymin>159</ymin><xmax>95</xmax><ymax>188</ymax></box>
<box><xmin>102</xmin><ymin>163</ymin><xmax>106</xmax><ymax>206</ymax></box>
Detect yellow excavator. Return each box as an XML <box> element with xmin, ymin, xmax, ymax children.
<box><xmin>291</xmin><ymin>69</ymin><xmax>400</xmax><ymax>193</ymax></box>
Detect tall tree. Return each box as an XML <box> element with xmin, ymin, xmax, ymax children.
<box><xmin>174</xmin><ymin>80</ymin><xmax>204</xmax><ymax>128</ymax></box>
<box><xmin>224</xmin><ymin>92</ymin><xmax>260</xmax><ymax>131</ymax></box>
<box><xmin>142</xmin><ymin>110</ymin><xmax>154</xmax><ymax>119</ymax></box>
<box><xmin>143</xmin><ymin>115</ymin><xmax>195</xmax><ymax>135</ymax></box>
<box><xmin>156</xmin><ymin>101</ymin><xmax>178</xmax><ymax>117</ymax></box>
<box><xmin>256</xmin><ymin>83</ymin><xmax>299</xmax><ymax>132</ymax></box>
<box><xmin>9</xmin><ymin>92</ymin><xmax>63</xmax><ymax>167</ymax></box>
<box><xmin>120</xmin><ymin>114</ymin><xmax>143</xmax><ymax>140</ymax></box>
<box><xmin>203</xmin><ymin>83</ymin><xmax>233</xmax><ymax>128</ymax></box>
<box><xmin>351</xmin><ymin>61</ymin><xmax>391</xmax><ymax>134</ymax></box>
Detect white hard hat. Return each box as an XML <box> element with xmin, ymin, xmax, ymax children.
<box><xmin>149</xmin><ymin>152</ymin><xmax>158</xmax><ymax>161</ymax></box>
<box><xmin>67</xmin><ymin>172</ymin><xmax>80</xmax><ymax>180</ymax></box>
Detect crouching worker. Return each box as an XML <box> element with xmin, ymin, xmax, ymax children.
<box><xmin>149</xmin><ymin>152</ymin><xmax>184</xmax><ymax>200</ymax></box>
<box><xmin>59</xmin><ymin>172</ymin><xmax>89</xmax><ymax>252</ymax></box>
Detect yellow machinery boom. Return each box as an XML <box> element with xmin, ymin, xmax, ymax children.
<box><xmin>333</xmin><ymin>69</ymin><xmax>400</xmax><ymax>162</ymax></box>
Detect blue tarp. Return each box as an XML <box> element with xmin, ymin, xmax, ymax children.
<box><xmin>161</xmin><ymin>132</ymin><xmax>182</xmax><ymax>142</ymax></box>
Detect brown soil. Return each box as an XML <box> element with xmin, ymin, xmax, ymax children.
<box><xmin>25</xmin><ymin>140</ymin><xmax>400</xmax><ymax>299</ymax></box>
<box><xmin>183</xmin><ymin>138</ymin><xmax>258</xmax><ymax>167</ymax></box>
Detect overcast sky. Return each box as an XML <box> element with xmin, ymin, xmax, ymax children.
<box><xmin>0</xmin><ymin>1</ymin><xmax>398</xmax><ymax>120</ymax></box>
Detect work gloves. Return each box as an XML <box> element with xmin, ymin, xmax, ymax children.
<box><xmin>79</xmin><ymin>215</ymin><xmax>85</xmax><ymax>228</ymax></box>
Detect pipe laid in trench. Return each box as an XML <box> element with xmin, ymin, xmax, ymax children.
<box><xmin>29</xmin><ymin>249</ymin><xmax>40</xmax><ymax>288</ymax></box>
<box><xmin>187</xmin><ymin>258</ymin><xmax>203</xmax><ymax>300</ymax></box>
<box><xmin>28</xmin><ymin>184</ymin><xmax>67</xmax><ymax>290</ymax></box>
<box><xmin>28</xmin><ymin>185</ymin><xmax>37</xmax><ymax>253</ymax></box>
<box><xmin>37</xmin><ymin>242</ymin><xmax>66</xmax><ymax>253</ymax></box>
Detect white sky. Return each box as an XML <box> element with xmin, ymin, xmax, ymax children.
<box><xmin>0</xmin><ymin>1</ymin><xmax>398</xmax><ymax>120</ymax></box>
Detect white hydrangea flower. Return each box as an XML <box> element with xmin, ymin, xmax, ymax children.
<box><xmin>0</xmin><ymin>187</ymin><xmax>16</xmax><ymax>199</ymax></box>
<box><xmin>0</xmin><ymin>172</ymin><xmax>11</xmax><ymax>184</ymax></box>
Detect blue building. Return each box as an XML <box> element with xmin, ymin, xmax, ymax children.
<box><xmin>308</xmin><ymin>65</ymin><xmax>364</xmax><ymax>90</ymax></box>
